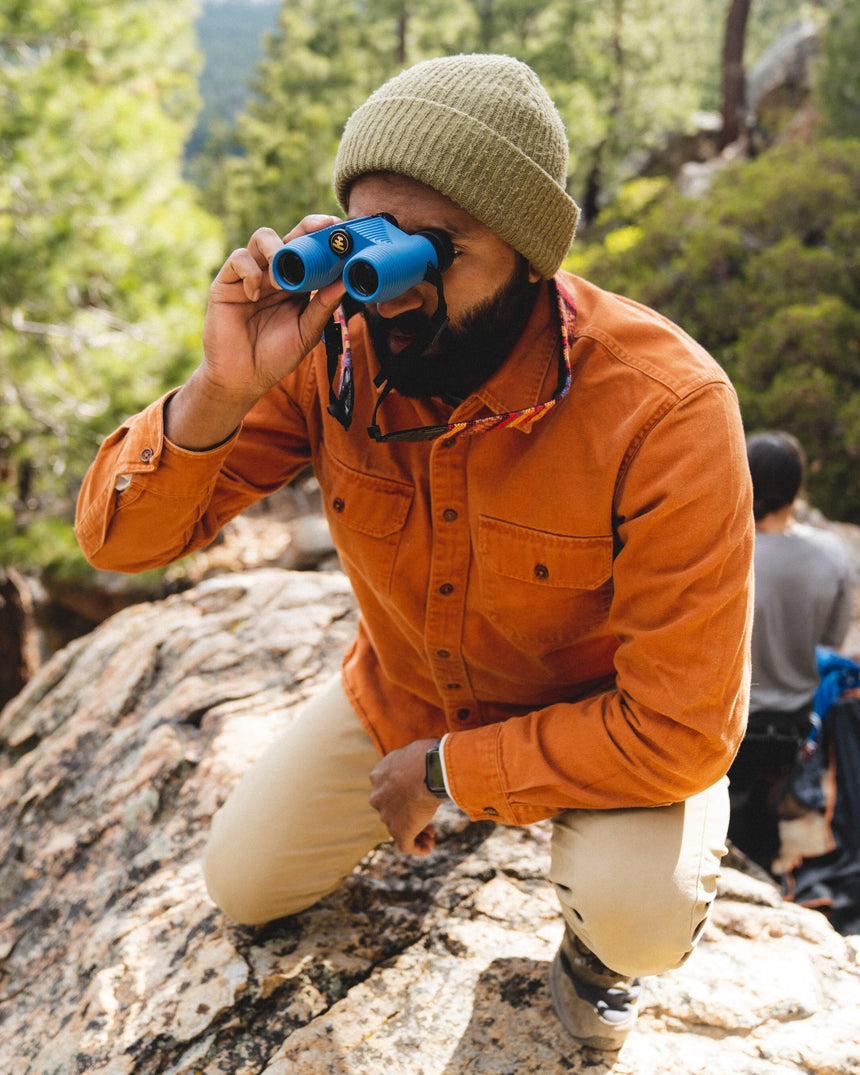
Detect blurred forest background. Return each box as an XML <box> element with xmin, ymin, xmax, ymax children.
<box><xmin>1</xmin><ymin>0</ymin><xmax>858</xmax><ymax>702</ymax></box>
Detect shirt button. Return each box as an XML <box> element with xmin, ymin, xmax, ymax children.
<box><xmin>442</xmin><ymin>508</ymin><xmax>458</xmax><ymax>522</ymax></box>
<box><xmin>456</xmin><ymin>708</ymin><xmax>470</xmax><ymax>721</ymax></box>
<box><xmin>446</xmin><ymin>683</ymin><xmax>461</xmax><ymax>691</ymax></box>
<box><xmin>436</xmin><ymin>649</ymin><xmax>451</xmax><ymax>658</ymax></box>
<box><xmin>483</xmin><ymin>807</ymin><xmax>499</xmax><ymax>817</ymax></box>
<box><xmin>332</xmin><ymin>498</ymin><xmax>345</xmax><ymax>513</ymax></box>
<box><xmin>140</xmin><ymin>447</ymin><xmax>154</xmax><ymax>462</ymax></box>
<box><xmin>439</xmin><ymin>583</ymin><xmax>454</xmax><ymax>595</ymax></box>
<box><xmin>440</xmin><ymin>437</ymin><xmax>458</xmax><ymax>449</ymax></box>
<box><xmin>534</xmin><ymin>563</ymin><xmax>549</xmax><ymax>579</ymax></box>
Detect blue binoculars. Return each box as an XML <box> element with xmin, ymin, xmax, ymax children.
<box><xmin>270</xmin><ymin>214</ymin><xmax>454</xmax><ymax>304</ymax></box>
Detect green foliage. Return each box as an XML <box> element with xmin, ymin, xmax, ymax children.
<box><xmin>202</xmin><ymin>0</ymin><xmax>485</xmax><ymax>246</ymax></box>
<box><xmin>568</xmin><ymin>138</ymin><xmax>860</xmax><ymax>522</ymax></box>
<box><xmin>530</xmin><ymin>0</ymin><xmax>724</xmax><ymax>204</ymax></box>
<box><xmin>196</xmin><ymin>0</ymin><xmax>736</xmax><ymax>242</ymax></box>
<box><xmin>4</xmin><ymin>0</ymin><xmax>856</xmax><ymax>580</ymax></box>
<box><xmin>814</xmin><ymin>2</ymin><xmax>860</xmax><ymax>139</ymax></box>
<box><xmin>0</xmin><ymin>0</ymin><xmax>224</xmax><ymax>573</ymax></box>
<box><xmin>190</xmin><ymin>0</ymin><xmax>849</xmax><ymax>226</ymax></box>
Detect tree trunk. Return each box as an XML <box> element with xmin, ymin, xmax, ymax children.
<box><xmin>395</xmin><ymin>8</ymin><xmax>408</xmax><ymax>66</ymax></box>
<box><xmin>478</xmin><ymin>0</ymin><xmax>495</xmax><ymax>51</ymax></box>
<box><xmin>0</xmin><ymin>571</ymin><xmax>27</xmax><ymax>709</ymax></box>
<box><xmin>720</xmin><ymin>0</ymin><xmax>752</xmax><ymax>149</ymax></box>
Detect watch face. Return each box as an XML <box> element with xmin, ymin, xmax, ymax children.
<box><xmin>425</xmin><ymin>746</ymin><xmax>447</xmax><ymax>797</ymax></box>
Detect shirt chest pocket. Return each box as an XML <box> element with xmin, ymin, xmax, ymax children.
<box><xmin>319</xmin><ymin>449</ymin><xmax>414</xmax><ymax>596</ymax></box>
<box><xmin>476</xmin><ymin>515</ymin><xmax>614</xmax><ymax>647</ymax></box>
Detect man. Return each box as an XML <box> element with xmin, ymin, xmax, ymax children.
<box><xmin>75</xmin><ymin>54</ymin><xmax>753</xmax><ymax>1051</ymax></box>
<box><xmin>728</xmin><ymin>431</ymin><xmax>851</xmax><ymax>873</ymax></box>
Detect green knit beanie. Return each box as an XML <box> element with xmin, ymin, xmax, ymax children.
<box><xmin>333</xmin><ymin>54</ymin><xmax>580</xmax><ymax>279</ymax></box>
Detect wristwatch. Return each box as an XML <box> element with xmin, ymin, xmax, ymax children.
<box><xmin>424</xmin><ymin>744</ymin><xmax>450</xmax><ymax>800</ymax></box>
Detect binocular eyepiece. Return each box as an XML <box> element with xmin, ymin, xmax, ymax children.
<box><xmin>271</xmin><ymin>214</ymin><xmax>454</xmax><ymax>304</ymax></box>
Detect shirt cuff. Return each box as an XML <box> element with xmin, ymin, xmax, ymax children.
<box><xmin>438</xmin><ymin>733</ymin><xmax>453</xmax><ymax>798</ymax></box>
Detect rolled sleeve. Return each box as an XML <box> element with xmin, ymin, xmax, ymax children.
<box><xmin>75</xmin><ymin>392</ymin><xmax>239</xmax><ymax>571</ymax></box>
<box><xmin>441</xmin><ymin>723</ymin><xmax>528</xmax><ymax>824</ymax></box>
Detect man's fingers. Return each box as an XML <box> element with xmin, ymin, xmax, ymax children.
<box><xmin>213</xmin><ymin>220</ymin><xmax>348</xmax><ymax>321</ymax></box>
<box><xmin>214</xmin><ymin>228</ymin><xmax>289</xmax><ymax>303</ymax></box>
<box><xmin>392</xmin><ymin>827</ymin><xmax>433</xmax><ymax>856</ymax></box>
<box><xmin>247</xmin><ymin>226</ymin><xmax>286</xmax><ymax>266</ymax></box>
<box><xmin>297</xmin><ymin>278</ymin><xmax>346</xmax><ymax>351</ymax></box>
<box><xmin>214</xmin><ymin>247</ymin><xmax>268</xmax><ymax>302</ymax></box>
<box><xmin>280</xmin><ymin>214</ymin><xmax>343</xmax><ymax>244</ymax></box>
<box><xmin>413</xmin><ymin>825</ymin><xmax>436</xmax><ymax>854</ymax></box>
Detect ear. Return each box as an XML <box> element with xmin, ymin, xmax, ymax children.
<box><xmin>528</xmin><ymin>264</ymin><xmax>542</xmax><ymax>283</ymax></box>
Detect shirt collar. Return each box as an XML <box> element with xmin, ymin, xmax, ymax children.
<box><xmin>341</xmin><ymin>276</ymin><xmax>576</xmax><ymax>438</ymax></box>
<box><xmin>469</xmin><ymin>277</ymin><xmax>572</xmax><ymax>431</ymax></box>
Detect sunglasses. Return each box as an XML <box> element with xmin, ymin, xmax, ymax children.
<box><xmin>325</xmin><ymin>282</ymin><xmax>575</xmax><ymax>443</ymax></box>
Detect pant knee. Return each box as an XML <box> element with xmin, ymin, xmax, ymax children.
<box><xmin>554</xmin><ymin>878</ymin><xmax>712</xmax><ymax>977</ymax></box>
<box><xmin>203</xmin><ymin>841</ymin><xmax>270</xmax><ymax>926</ymax></box>
<box><xmin>202</xmin><ymin>832</ymin><xmax>324</xmax><ymax>926</ymax></box>
<box><xmin>550</xmin><ymin>783</ymin><xmax>728</xmax><ymax>976</ymax></box>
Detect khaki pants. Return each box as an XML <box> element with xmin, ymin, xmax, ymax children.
<box><xmin>204</xmin><ymin>674</ymin><xmax>729</xmax><ymax>977</ymax></box>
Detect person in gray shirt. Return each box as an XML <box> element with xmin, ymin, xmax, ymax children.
<box><xmin>729</xmin><ymin>430</ymin><xmax>852</xmax><ymax>873</ymax></box>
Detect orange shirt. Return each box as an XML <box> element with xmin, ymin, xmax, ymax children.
<box><xmin>76</xmin><ymin>273</ymin><xmax>753</xmax><ymax>824</ymax></box>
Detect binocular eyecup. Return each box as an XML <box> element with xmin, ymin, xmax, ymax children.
<box><xmin>271</xmin><ymin>214</ymin><xmax>453</xmax><ymax>304</ymax></box>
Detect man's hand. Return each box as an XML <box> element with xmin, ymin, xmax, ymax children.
<box><xmin>166</xmin><ymin>217</ymin><xmax>346</xmax><ymax>450</ymax></box>
<box><xmin>369</xmin><ymin>738</ymin><xmax>442</xmax><ymax>856</ymax></box>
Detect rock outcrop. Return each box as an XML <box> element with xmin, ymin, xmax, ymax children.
<box><xmin>1</xmin><ymin>569</ymin><xmax>859</xmax><ymax>1075</ymax></box>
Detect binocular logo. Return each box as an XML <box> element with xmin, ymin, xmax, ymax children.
<box><xmin>328</xmin><ymin>229</ymin><xmax>353</xmax><ymax>257</ymax></box>
<box><xmin>271</xmin><ymin>214</ymin><xmax>453</xmax><ymax>305</ymax></box>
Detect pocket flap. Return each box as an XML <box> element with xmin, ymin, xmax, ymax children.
<box><xmin>321</xmin><ymin>450</ymin><xmax>413</xmax><ymax>538</ymax></box>
<box><xmin>478</xmin><ymin>516</ymin><xmax>612</xmax><ymax>590</ymax></box>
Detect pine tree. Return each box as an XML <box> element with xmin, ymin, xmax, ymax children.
<box><xmin>203</xmin><ymin>0</ymin><xmax>732</xmax><ymax>234</ymax></box>
<box><xmin>206</xmin><ymin>0</ymin><xmax>481</xmax><ymax>248</ymax></box>
<box><xmin>814</xmin><ymin>1</ymin><xmax>860</xmax><ymax>139</ymax></box>
<box><xmin>0</xmin><ymin>0</ymin><xmax>223</xmax><ymax>570</ymax></box>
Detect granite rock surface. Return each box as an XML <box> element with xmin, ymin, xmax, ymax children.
<box><xmin>1</xmin><ymin>568</ymin><xmax>859</xmax><ymax>1075</ymax></box>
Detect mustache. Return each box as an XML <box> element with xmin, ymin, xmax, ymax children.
<box><xmin>372</xmin><ymin>309</ymin><xmax>431</xmax><ymax>337</ymax></box>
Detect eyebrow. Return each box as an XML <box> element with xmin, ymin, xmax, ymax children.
<box><xmin>437</xmin><ymin>220</ymin><xmax>477</xmax><ymax>242</ymax></box>
<box><xmin>403</xmin><ymin>218</ymin><xmax>483</xmax><ymax>244</ymax></box>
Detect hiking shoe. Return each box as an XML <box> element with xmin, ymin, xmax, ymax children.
<box><xmin>549</xmin><ymin>931</ymin><xmax>640</xmax><ymax>1050</ymax></box>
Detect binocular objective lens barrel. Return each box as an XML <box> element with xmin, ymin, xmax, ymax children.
<box><xmin>346</xmin><ymin>260</ymin><xmax>380</xmax><ymax>298</ymax></box>
<box><xmin>274</xmin><ymin>250</ymin><xmax>307</xmax><ymax>288</ymax></box>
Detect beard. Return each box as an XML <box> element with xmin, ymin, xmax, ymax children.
<box><xmin>362</xmin><ymin>256</ymin><xmax>539</xmax><ymax>401</ymax></box>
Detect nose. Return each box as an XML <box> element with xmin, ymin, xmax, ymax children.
<box><xmin>373</xmin><ymin>282</ymin><xmax>430</xmax><ymax>321</ymax></box>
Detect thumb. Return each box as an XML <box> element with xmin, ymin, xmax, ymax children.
<box><xmin>298</xmin><ymin>279</ymin><xmax>347</xmax><ymax>352</ymax></box>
